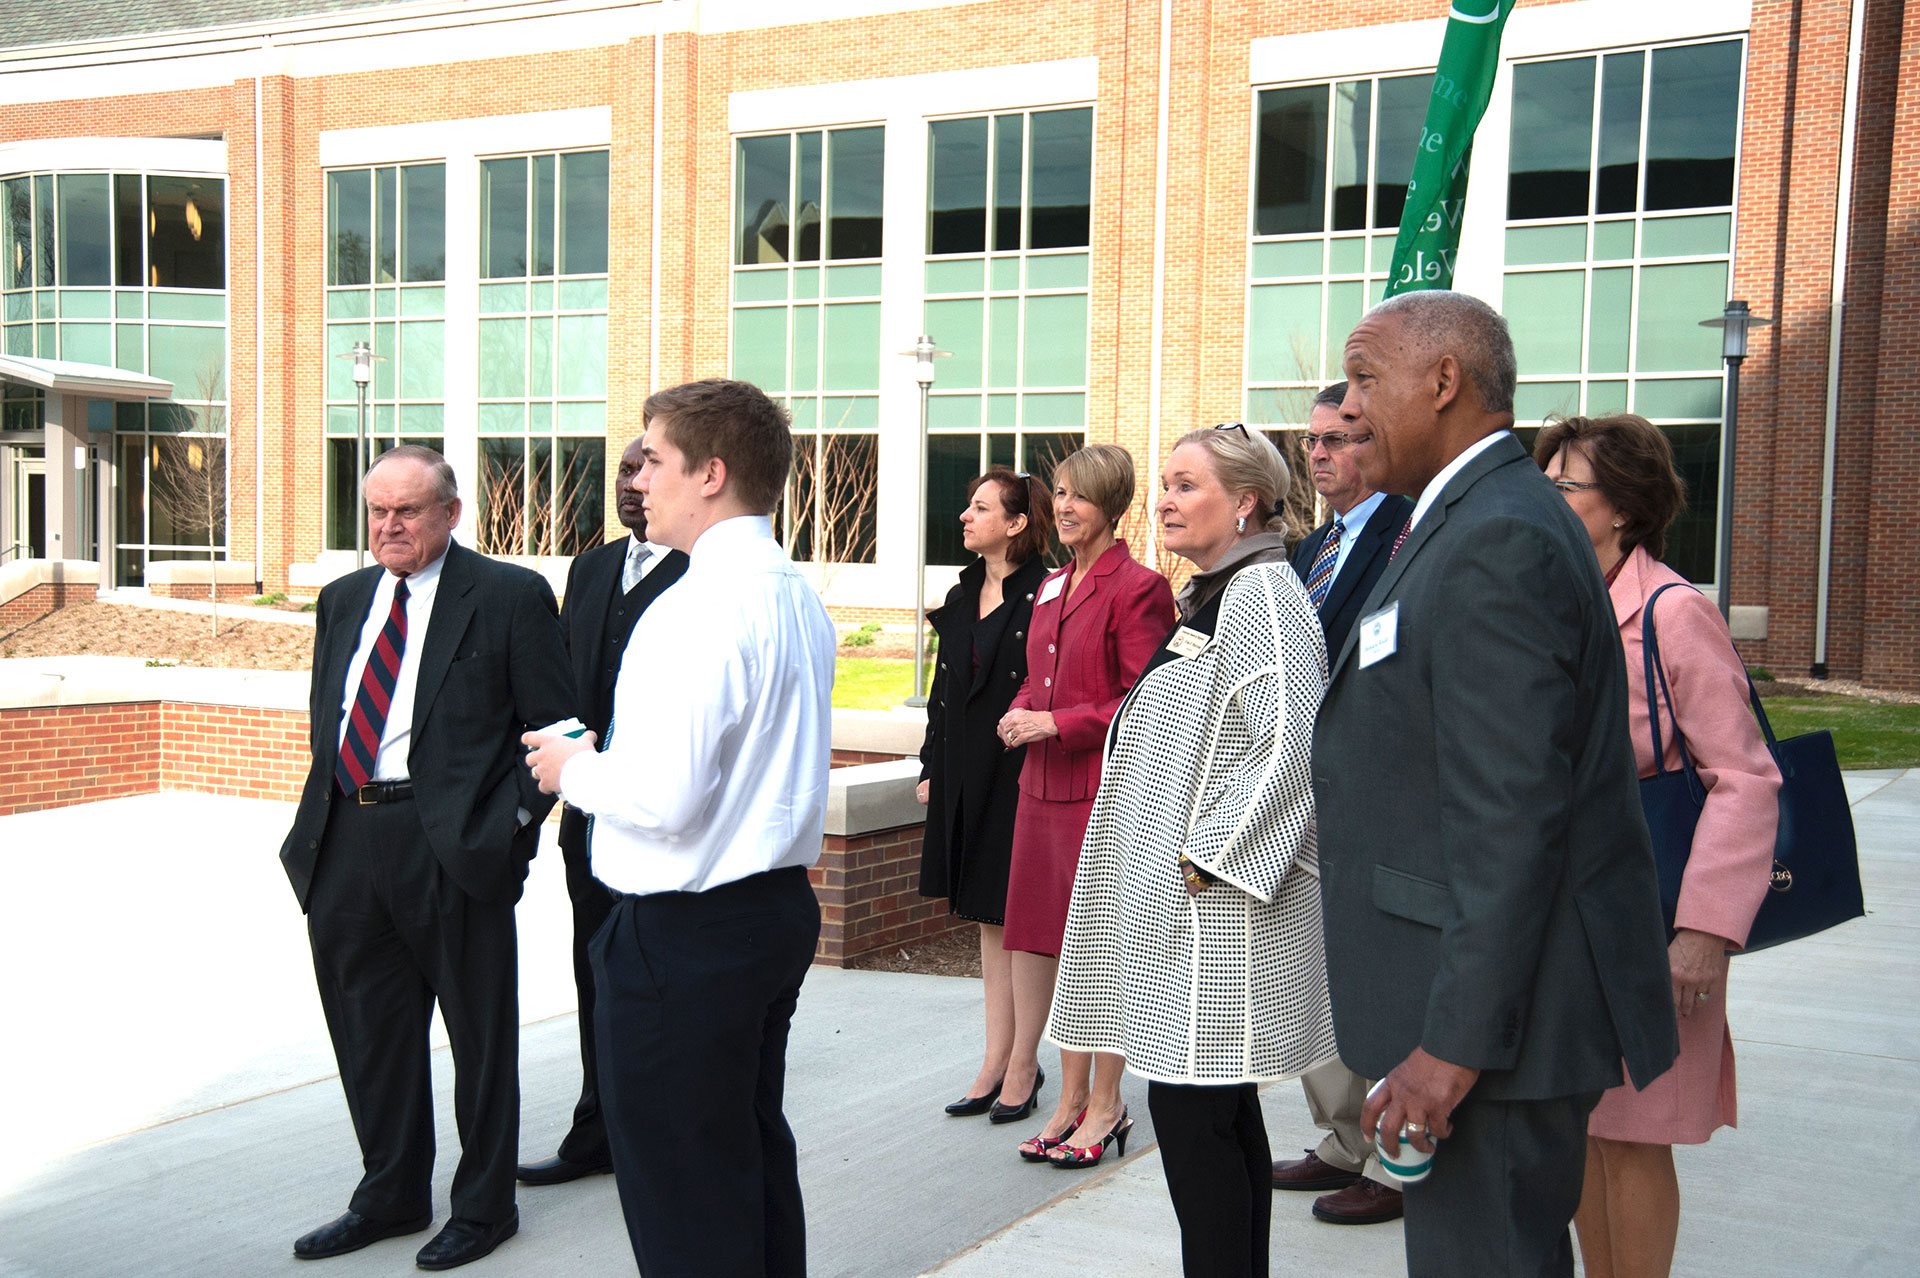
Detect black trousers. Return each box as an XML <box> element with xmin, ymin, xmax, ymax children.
<box><xmin>306</xmin><ymin>795</ymin><xmax>519</xmax><ymax>1225</ymax></box>
<box><xmin>1401</xmin><ymin>1091</ymin><xmax>1601</xmax><ymax>1277</ymax></box>
<box><xmin>1148</xmin><ymin>1080</ymin><xmax>1272</xmax><ymax>1278</ymax></box>
<box><xmin>591</xmin><ymin>866</ymin><xmax>820</xmax><ymax>1278</ymax></box>
<box><xmin>555</xmin><ymin>823</ymin><xmax>619</xmax><ymax>1165</ymax></box>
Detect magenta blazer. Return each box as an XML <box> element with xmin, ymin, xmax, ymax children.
<box><xmin>1614</xmin><ymin>546</ymin><xmax>1781</xmax><ymax>949</ymax></box>
<box><xmin>1012</xmin><ymin>539</ymin><xmax>1174</xmax><ymax>802</ymax></box>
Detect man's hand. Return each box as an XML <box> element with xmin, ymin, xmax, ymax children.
<box><xmin>1362</xmin><ymin>1047</ymin><xmax>1480</xmax><ymax>1157</ymax></box>
<box><xmin>522</xmin><ymin>729</ymin><xmax>597</xmax><ymax>795</ymax></box>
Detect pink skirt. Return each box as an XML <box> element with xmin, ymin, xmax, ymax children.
<box><xmin>1001</xmin><ymin>793</ymin><xmax>1096</xmax><ymax>956</ymax></box>
<box><xmin>1588</xmin><ymin>981</ymin><xmax>1737</xmax><ymax>1145</ymax></box>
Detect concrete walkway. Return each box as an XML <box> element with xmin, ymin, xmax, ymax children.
<box><xmin>0</xmin><ymin>772</ymin><xmax>1913</xmax><ymax>1276</ymax></box>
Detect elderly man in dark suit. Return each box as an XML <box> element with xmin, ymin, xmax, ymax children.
<box><xmin>1313</xmin><ymin>291</ymin><xmax>1677</xmax><ymax>1277</ymax></box>
<box><xmin>281</xmin><ymin>445</ymin><xmax>573</xmax><ymax>1271</ymax></box>
<box><xmin>517</xmin><ymin>435</ymin><xmax>687</xmax><ymax>1186</ymax></box>
<box><xmin>1271</xmin><ymin>381</ymin><xmax>1414</xmax><ymax>1227</ymax></box>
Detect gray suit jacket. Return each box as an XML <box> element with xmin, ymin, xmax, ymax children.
<box><xmin>1313</xmin><ymin>433</ymin><xmax>1677</xmax><ymax>1101</ymax></box>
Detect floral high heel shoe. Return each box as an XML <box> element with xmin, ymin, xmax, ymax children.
<box><xmin>1017</xmin><ymin>1107</ymin><xmax>1087</xmax><ymax>1163</ymax></box>
<box><xmin>1046</xmin><ymin>1109</ymin><xmax>1132</xmax><ymax>1169</ymax></box>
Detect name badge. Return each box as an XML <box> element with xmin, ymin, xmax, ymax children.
<box><xmin>1037</xmin><ymin>575</ymin><xmax>1065</xmax><ymax>606</ymax></box>
<box><xmin>1165</xmin><ymin>626</ymin><xmax>1209</xmax><ymax>659</ymax></box>
<box><xmin>1358</xmin><ymin>602</ymin><xmax>1399</xmax><ymax>669</ymax></box>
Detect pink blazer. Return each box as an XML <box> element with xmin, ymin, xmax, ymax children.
<box><xmin>1614</xmin><ymin>546</ymin><xmax>1781</xmax><ymax>949</ymax></box>
<box><xmin>1012</xmin><ymin>539</ymin><xmax>1174</xmax><ymax>801</ymax></box>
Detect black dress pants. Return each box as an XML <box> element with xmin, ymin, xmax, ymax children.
<box><xmin>306</xmin><ymin>795</ymin><xmax>519</xmax><ymax>1226</ymax></box>
<box><xmin>591</xmin><ymin>866</ymin><xmax>820</xmax><ymax>1278</ymax></box>
<box><xmin>1147</xmin><ymin>1080</ymin><xmax>1273</xmax><ymax>1278</ymax></box>
<box><xmin>1400</xmin><ymin>1090</ymin><xmax>1600</xmax><ymax>1277</ymax></box>
<box><xmin>555</xmin><ymin>823</ymin><xmax>619</xmax><ymax>1165</ymax></box>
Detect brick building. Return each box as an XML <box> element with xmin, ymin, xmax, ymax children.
<box><xmin>1</xmin><ymin>0</ymin><xmax>1913</xmax><ymax>687</ymax></box>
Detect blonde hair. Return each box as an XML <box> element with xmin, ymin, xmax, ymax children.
<box><xmin>1169</xmin><ymin>426</ymin><xmax>1292</xmax><ymax>534</ymax></box>
<box><xmin>1053</xmin><ymin>443</ymin><xmax>1137</xmax><ymax>527</ymax></box>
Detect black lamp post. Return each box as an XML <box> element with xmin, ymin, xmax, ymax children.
<box><xmin>1698</xmin><ymin>300</ymin><xmax>1772</xmax><ymax>619</ymax></box>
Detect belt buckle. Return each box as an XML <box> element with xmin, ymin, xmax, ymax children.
<box><xmin>358</xmin><ymin>783</ymin><xmax>378</xmax><ymax>806</ymax></box>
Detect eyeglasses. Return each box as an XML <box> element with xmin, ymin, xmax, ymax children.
<box><xmin>1304</xmin><ymin>431</ymin><xmax>1367</xmax><ymax>454</ymax></box>
<box><xmin>1212</xmin><ymin>422</ymin><xmax>1252</xmax><ymax>439</ymax></box>
<box><xmin>1550</xmin><ymin>478</ymin><xmax>1602</xmax><ymax>493</ymax></box>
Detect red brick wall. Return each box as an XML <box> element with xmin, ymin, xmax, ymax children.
<box><xmin>158</xmin><ymin>704</ymin><xmax>311</xmax><ymax>802</ymax></box>
<box><xmin>154</xmin><ymin>582</ymin><xmax>258</xmax><ymax>602</ymax></box>
<box><xmin>0</xmin><ymin>703</ymin><xmax>161</xmax><ymax>814</ymax></box>
<box><xmin>810</xmin><ymin>823</ymin><xmax>963</xmax><ymax>967</ymax></box>
<box><xmin>829</xmin><ymin>748</ymin><xmax>914</xmax><ymax>769</ymax></box>
<box><xmin>0</xmin><ymin>581</ymin><xmax>97</xmax><ymax>633</ymax></box>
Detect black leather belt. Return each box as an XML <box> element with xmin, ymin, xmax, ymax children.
<box><xmin>355</xmin><ymin>781</ymin><xmax>414</xmax><ymax>805</ymax></box>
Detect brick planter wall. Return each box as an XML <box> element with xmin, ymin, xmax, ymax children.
<box><xmin>810</xmin><ymin>823</ymin><xmax>963</xmax><ymax>968</ymax></box>
<box><xmin>154</xmin><ymin>582</ymin><xmax>260</xmax><ymax>603</ymax></box>
<box><xmin>0</xmin><ymin>581</ymin><xmax>97</xmax><ymax>633</ymax></box>
<box><xmin>0</xmin><ymin>703</ymin><xmax>162</xmax><ymax>814</ymax></box>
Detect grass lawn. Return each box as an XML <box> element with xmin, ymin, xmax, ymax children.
<box><xmin>1761</xmin><ymin>698</ymin><xmax>1920</xmax><ymax>771</ymax></box>
<box><xmin>834</xmin><ymin>656</ymin><xmax>929</xmax><ymax>710</ymax></box>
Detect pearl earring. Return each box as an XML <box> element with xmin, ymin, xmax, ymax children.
<box><xmin>1612</xmin><ymin>520</ymin><xmax>1624</xmax><ymax>528</ymax></box>
<box><xmin>1236</xmin><ymin>515</ymin><xmax>1246</xmax><ymax>533</ymax></box>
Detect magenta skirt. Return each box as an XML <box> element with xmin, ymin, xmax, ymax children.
<box><xmin>1001</xmin><ymin>792</ymin><xmax>1096</xmax><ymax>956</ymax></box>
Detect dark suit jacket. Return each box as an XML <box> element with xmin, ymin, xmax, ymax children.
<box><xmin>1313</xmin><ymin>434</ymin><xmax>1677</xmax><ymax>1101</ymax></box>
<box><xmin>917</xmin><ymin>554</ymin><xmax>1047</xmax><ymax>904</ymax></box>
<box><xmin>281</xmin><ymin>540</ymin><xmax>576</xmax><ymax>910</ymax></box>
<box><xmin>1290</xmin><ymin>493</ymin><xmax>1414</xmax><ymax>659</ymax></box>
<box><xmin>555</xmin><ymin>535</ymin><xmax>689</xmax><ymax>859</ymax></box>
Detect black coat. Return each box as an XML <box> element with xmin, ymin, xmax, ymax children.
<box><xmin>1289</xmin><ymin>493</ymin><xmax>1413</xmax><ymax>659</ymax></box>
<box><xmin>917</xmin><ymin>555</ymin><xmax>1048</xmax><ymax>923</ymax></box>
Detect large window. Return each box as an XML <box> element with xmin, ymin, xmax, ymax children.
<box><xmin>732</xmin><ymin>127</ymin><xmax>885</xmax><ymax>563</ymax></box>
<box><xmin>922</xmin><ymin>108</ymin><xmax>1091</xmax><ymax>564</ymax></box>
<box><xmin>476</xmin><ymin>150</ymin><xmax>609</xmax><ymax>556</ymax></box>
<box><xmin>1504</xmin><ymin>39</ymin><xmax>1744</xmax><ymax>584</ymax></box>
<box><xmin>1245</xmin><ymin>75</ymin><xmax>1430</xmax><ymax>427</ymax></box>
<box><xmin>2</xmin><ymin>169</ymin><xmax>228</xmax><ymax>584</ymax></box>
<box><xmin>322</xmin><ymin>164</ymin><xmax>446</xmax><ymax>549</ymax></box>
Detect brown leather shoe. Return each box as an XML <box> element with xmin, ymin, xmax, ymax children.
<box><xmin>1312</xmin><ymin>1177</ymin><xmax>1404</xmax><ymax>1225</ymax></box>
<box><xmin>1270</xmin><ymin>1149</ymin><xmax>1363</xmax><ymax>1192</ymax></box>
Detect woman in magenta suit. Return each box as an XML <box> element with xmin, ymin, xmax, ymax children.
<box><xmin>1538</xmin><ymin>415</ymin><xmax>1780</xmax><ymax>1278</ymax></box>
<box><xmin>997</xmin><ymin>443</ymin><xmax>1174</xmax><ymax>1163</ymax></box>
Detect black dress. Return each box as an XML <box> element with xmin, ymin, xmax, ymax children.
<box><xmin>918</xmin><ymin>555</ymin><xmax>1049</xmax><ymax>924</ymax></box>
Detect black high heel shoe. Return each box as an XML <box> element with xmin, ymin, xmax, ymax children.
<box><xmin>987</xmin><ymin>1067</ymin><xmax>1046</xmax><ymax>1124</ymax></box>
<box><xmin>944</xmin><ymin>1077</ymin><xmax>1006</xmax><ymax>1117</ymax></box>
<box><xmin>1047</xmin><ymin>1109</ymin><xmax>1132</xmax><ymax>1169</ymax></box>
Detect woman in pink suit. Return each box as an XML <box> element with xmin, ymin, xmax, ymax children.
<box><xmin>997</xmin><ymin>443</ymin><xmax>1174</xmax><ymax>1163</ymax></box>
<box><xmin>1537</xmin><ymin>415</ymin><xmax>1780</xmax><ymax>1278</ymax></box>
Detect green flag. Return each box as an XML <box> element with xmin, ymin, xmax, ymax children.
<box><xmin>1384</xmin><ymin>0</ymin><xmax>1515</xmax><ymax>296</ymax></box>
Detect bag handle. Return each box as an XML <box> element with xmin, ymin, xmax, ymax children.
<box><xmin>1641</xmin><ymin>583</ymin><xmax>1697</xmax><ymax>781</ymax></box>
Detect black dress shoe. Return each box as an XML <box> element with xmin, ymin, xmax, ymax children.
<box><xmin>516</xmin><ymin>1154</ymin><xmax>614</xmax><ymax>1185</ymax></box>
<box><xmin>944</xmin><ymin>1077</ymin><xmax>1005</xmax><ymax>1116</ymax></box>
<box><xmin>415</xmin><ymin>1212</ymin><xmax>519</xmax><ymax>1271</ymax></box>
<box><xmin>293</xmin><ymin>1209</ymin><xmax>432</xmax><ymax>1260</ymax></box>
<box><xmin>987</xmin><ymin>1066</ymin><xmax>1046</xmax><ymax>1124</ymax></box>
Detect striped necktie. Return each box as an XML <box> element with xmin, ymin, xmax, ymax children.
<box><xmin>335</xmin><ymin>578</ymin><xmax>409</xmax><ymax>794</ymax></box>
<box><xmin>1303</xmin><ymin>516</ymin><xmax>1345</xmax><ymax>607</ymax></box>
<box><xmin>1388</xmin><ymin>513</ymin><xmax>1414</xmax><ymax>562</ymax></box>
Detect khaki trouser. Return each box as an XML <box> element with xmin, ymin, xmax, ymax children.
<box><xmin>1302</xmin><ymin>1057</ymin><xmax>1385</xmax><ymax>1181</ymax></box>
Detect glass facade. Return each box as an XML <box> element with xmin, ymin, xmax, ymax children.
<box><xmin>922</xmin><ymin>108</ymin><xmax>1091</xmax><ymax>564</ymax></box>
<box><xmin>476</xmin><ymin>150</ymin><xmax>609</xmax><ymax>556</ymax></box>
<box><xmin>1504</xmin><ymin>39</ymin><xmax>1744</xmax><ymax>585</ymax></box>
<box><xmin>2</xmin><ymin>169</ymin><xmax>228</xmax><ymax>584</ymax></box>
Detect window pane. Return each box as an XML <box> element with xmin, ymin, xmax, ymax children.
<box><xmin>1645</xmin><ymin>41</ymin><xmax>1741</xmax><ymax>210</ymax></box>
<box><xmin>1588</xmin><ymin>267</ymin><xmax>1633</xmax><ymax>374</ymax></box>
<box><xmin>1021</xmin><ymin>293</ymin><xmax>1087</xmax><ymax>388</ymax></box>
<box><xmin>1255</xmin><ymin>86</ymin><xmax>1327</xmax><ymax>236</ymax></box>
<box><xmin>555</xmin><ymin>313</ymin><xmax>607</xmax><ymax>397</ymax></box>
<box><xmin>481</xmin><ymin>158</ymin><xmax>528</xmax><ymax>279</ymax></box>
<box><xmin>1373</xmin><ymin>74</ymin><xmax>1431</xmax><ymax>228</ymax></box>
<box><xmin>559</xmin><ymin>151</ymin><xmax>609</xmax><ymax>275</ymax></box>
<box><xmin>329</xmin><ymin>169</ymin><xmax>371</xmax><ymax>286</ymax></box>
<box><xmin>556</xmin><ymin>438</ymin><xmax>605</xmax><ymax>555</ymax></box>
<box><xmin>822</xmin><ymin>302</ymin><xmax>880</xmax><ymax>390</ymax></box>
<box><xmin>815</xmin><ymin>433</ymin><xmax>878</xmax><ymax>563</ymax></box>
<box><xmin>796</xmin><ymin>133</ymin><xmax>822</xmax><ymax>262</ymax></box>
<box><xmin>375</xmin><ymin>167</ymin><xmax>398</xmax><ymax>284</ymax></box>
<box><xmin>398</xmin><ymin>321</ymin><xmax>443</xmax><ymax>400</ymax></box>
<box><xmin>1331</xmin><ymin>81</ymin><xmax>1372</xmax><ymax>231</ymax></box>
<box><xmin>478</xmin><ymin>437</ymin><xmax>527</xmax><ymax>553</ymax></box>
<box><xmin>529</xmin><ymin>314</ymin><xmax>553</xmax><ymax>397</ymax></box>
<box><xmin>925</xmin><ymin>298</ymin><xmax>984</xmax><ymax>387</ymax></box>
<box><xmin>531</xmin><ymin>154</ymin><xmax>556</xmax><ymax>277</ymax></box>
<box><xmin>1324</xmin><ymin>281</ymin><xmax>1365</xmax><ymax>381</ymax></box>
<box><xmin>478</xmin><ymin>316</ymin><xmax>528</xmax><ymax>398</ymax></box>
<box><xmin>1028</xmin><ymin>108</ymin><xmax>1092</xmax><ymax>250</ymax></box>
<box><xmin>57</xmin><ymin>174</ymin><xmax>111</xmax><ymax>286</ymax></box>
<box><xmin>731</xmin><ymin>306</ymin><xmax>787</xmax><ymax>391</ymax></box>
<box><xmin>1509</xmin><ymin>59</ymin><xmax>1595</xmax><ymax>220</ymax></box>
<box><xmin>115</xmin><ymin>175</ymin><xmax>143</xmax><ymax>287</ymax></box>
<box><xmin>148</xmin><ymin>435</ymin><xmax>226</xmax><ymax>549</ymax></box>
<box><xmin>993</xmin><ymin>114</ymin><xmax>1023</xmax><ymax>251</ymax></box>
<box><xmin>148</xmin><ymin>177</ymin><xmax>225</xmax><ymax>291</ymax></box>
<box><xmin>1635</xmin><ymin>261</ymin><xmax>1728</xmax><ymax>371</ymax></box>
<box><xmin>3</xmin><ymin>177</ymin><xmax>30</xmax><ymax>290</ymax></box>
<box><xmin>1641</xmin><ymin>213</ymin><xmax>1731</xmax><ymax>258</ymax></box>
<box><xmin>1662</xmin><ymin>423</ymin><xmax>1719</xmax><ymax>583</ymax></box>
<box><xmin>1247</xmin><ymin>282</ymin><xmax>1321</xmax><ymax>384</ymax></box>
<box><xmin>826</xmin><ymin>127</ymin><xmax>885</xmax><ymax>260</ymax></box>
<box><xmin>929</xmin><ymin>117</ymin><xmax>989</xmax><ymax>254</ymax></box>
<box><xmin>402</xmin><ymin>164</ymin><xmax>446</xmax><ymax>282</ymax></box>
<box><xmin>791</xmin><ymin>304</ymin><xmax>818</xmax><ymax>392</ymax></box>
<box><xmin>1597</xmin><ymin>52</ymin><xmax>1645</xmax><ymax>214</ymax></box>
<box><xmin>1505</xmin><ymin>271</ymin><xmax>1585</xmax><ymax>374</ymax></box>
<box><xmin>737</xmin><ymin>135</ymin><xmax>791</xmax><ymax>264</ymax></box>
<box><xmin>927</xmin><ymin>433</ymin><xmax>981</xmax><ymax>564</ymax></box>
<box><xmin>149</xmin><ymin>325</ymin><xmax>226</xmax><ymax>399</ymax></box>
<box><xmin>987</xmin><ymin>296</ymin><xmax>1020</xmax><ymax>386</ymax></box>
<box><xmin>34</xmin><ymin>175</ymin><xmax>55</xmax><ymax>287</ymax></box>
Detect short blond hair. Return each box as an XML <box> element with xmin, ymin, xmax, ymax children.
<box><xmin>1053</xmin><ymin>443</ymin><xmax>1137</xmax><ymax>527</ymax></box>
<box><xmin>1169</xmin><ymin>426</ymin><xmax>1292</xmax><ymax>534</ymax></box>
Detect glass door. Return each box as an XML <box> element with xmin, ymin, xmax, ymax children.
<box><xmin>5</xmin><ymin>444</ymin><xmax>46</xmax><ymax>562</ymax></box>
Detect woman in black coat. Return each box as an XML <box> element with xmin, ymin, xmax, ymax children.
<box><xmin>918</xmin><ymin>467</ymin><xmax>1055</xmax><ymax>1120</ymax></box>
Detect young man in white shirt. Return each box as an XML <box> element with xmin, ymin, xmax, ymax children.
<box><xmin>525</xmin><ymin>379</ymin><xmax>836</xmax><ymax>1278</ymax></box>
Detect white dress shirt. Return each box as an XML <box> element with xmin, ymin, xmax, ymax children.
<box><xmin>336</xmin><ymin>546</ymin><xmax>447</xmax><ymax>782</ymax></box>
<box><xmin>560</xmin><ymin>515</ymin><xmax>838</xmax><ymax>895</ymax></box>
<box><xmin>1407</xmin><ymin>429</ymin><xmax>1512</xmax><ymax>534</ymax></box>
<box><xmin>1326</xmin><ymin>489</ymin><xmax>1389</xmax><ymax>583</ymax></box>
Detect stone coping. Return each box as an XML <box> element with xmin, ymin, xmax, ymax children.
<box><xmin>145</xmin><ymin>560</ymin><xmax>258</xmax><ymax>586</ymax></box>
<box><xmin>824</xmin><ymin>757</ymin><xmax>924</xmax><ymax>838</ymax></box>
<box><xmin>0</xmin><ymin>558</ymin><xmax>98</xmax><ymax>609</ymax></box>
<box><xmin>0</xmin><ymin>656</ymin><xmax>309</xmax><ymax>711</ymax></box>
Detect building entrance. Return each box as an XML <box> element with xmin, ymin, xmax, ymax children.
<box><xmin>4</xmin><ymin>444</ymin><xmax>45</xmax><ymax>563</ymax></box>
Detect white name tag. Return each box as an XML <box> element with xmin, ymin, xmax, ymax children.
<box><xmin>1358</xmin><ymin>602</ymin><xmax>1399</xmax><ymax>669</ymax></box>
<box><xmin>1165</xmin><ymin>626</ymin><xmax>1209</xmax><ymax>659</ymax></box>
<box><xmin>1037</xmin><ymin>575</ymin><xmax>1065</xmax><ymax>606</ymax></box>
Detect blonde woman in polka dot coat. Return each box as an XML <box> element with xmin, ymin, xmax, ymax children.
<box><xmin>1046</xmin><ymin>425</ymin><xmax>1338</xmax><ymax>1278</ymax></box>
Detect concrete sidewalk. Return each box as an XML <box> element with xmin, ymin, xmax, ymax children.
<box><xmin>0</xmin><ymin>772</ymin><xmax>1913</xmax><ymax>1276</ymax></box>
